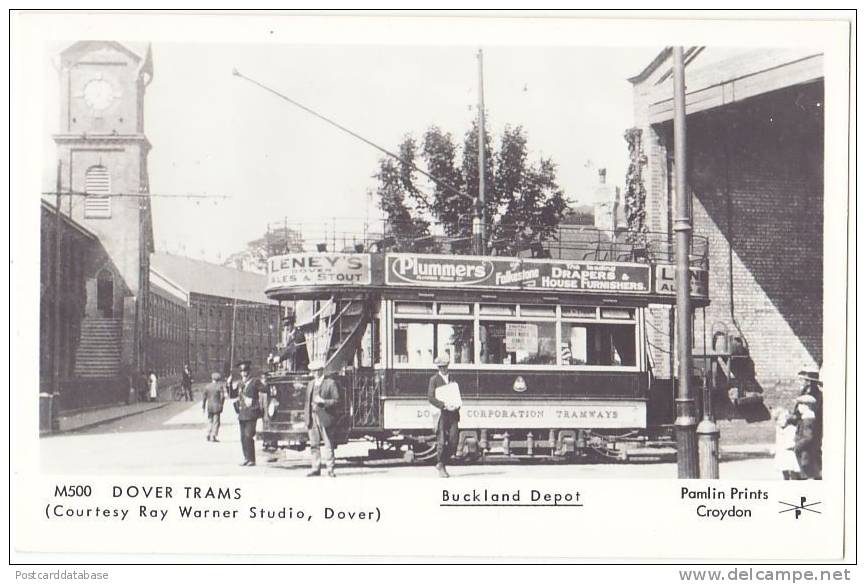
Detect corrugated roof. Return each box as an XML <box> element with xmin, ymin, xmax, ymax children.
<box><xmin>150</xmin><ymin>252</ymin><xmax>274</xmax><ymax>305</ymax></box>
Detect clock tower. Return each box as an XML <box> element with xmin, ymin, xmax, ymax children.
<box><xmin>53</xmin><ymin>41</ymin><xmax>155</xmax><ymax>376</ymax></box>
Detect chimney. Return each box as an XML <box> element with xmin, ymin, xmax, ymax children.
<box><xmin>598</xmin><ymin>168</ymin><xmax>607</xmax><ymax>185</ymax></box>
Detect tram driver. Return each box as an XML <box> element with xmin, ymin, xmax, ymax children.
<box><xmin>277</xmin><ymin>314</ymin><xmax>308</xmax><ymax>372</ymax></box>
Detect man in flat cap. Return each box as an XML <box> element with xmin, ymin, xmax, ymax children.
<box><xmin>202</xmin><ymin>372</ymin><xmax>225</xmax><ymax>442</ymax></box>
<box><xmin>305</xmin><ymin>359</ymin><xmax>340</xmax><ymax>477</ymax></box>
<box><xmin>427</xmin><ymin>355</ymin><xmax>461</xmax><ymax>478</ymax></box>
<box><xmin>796</xmin><ymin>366</ymin><xmax>823</xmax><ymax>478</ymax></box>
<box><xmin>793</xmin><ymin>393</ymin><xmax>821</xmax><ymax>479</ymax></box>
<box><xmin>234</xmin><ymin>361</ymin><xmax>265</xmax><ymax>467</ymax></box>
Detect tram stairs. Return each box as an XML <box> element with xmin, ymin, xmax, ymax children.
<box><xmin>322</xmin><ymin>295</ymin><xmax>370</xmax><ymax>375</ymax></box>
<box><xmin>72</xmin><ymin>317</ymin><xmax>122</xmax><ymax>378</ymax></box>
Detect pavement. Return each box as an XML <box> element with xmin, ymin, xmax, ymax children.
<box><xmin>54</xmin><ymin>401</ymin><xmax>170</xmax><ymax>433</ymax></box>
<box><xmin>49</xmin><ymin>382</ymin><xmax>205</xmax><ymax>434</ymax></box>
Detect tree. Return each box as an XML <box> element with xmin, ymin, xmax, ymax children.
<box><xmin>374</xmin><ymin>121</ymin><xmax>567</xmax><ymax>254</ymax></box>
<box><xmin>224</xmin><ymin>226</ymin><xmax>305</xmax><ymax>273</ymax></box>
<box><xmin>623</xmin><ymin>128</ymin><xmax>649</xmax><ymax>245</ymax></box>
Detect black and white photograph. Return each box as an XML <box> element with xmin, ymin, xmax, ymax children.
<box><xmin>9</xmin><ymin>10</ymin><xmax>855</xmax><ymax>566</ymax></box>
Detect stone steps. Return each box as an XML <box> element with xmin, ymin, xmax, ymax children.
<box><xmin>74</xmin><ymin>317</ymin><xmax>122</xmax><ymax>378</ymax></box>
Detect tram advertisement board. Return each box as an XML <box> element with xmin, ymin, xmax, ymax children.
<box><xmin>266</xmin><ymin>253</ymin><xmax>371</xmax><ymax>289</ymax></box>
<box><xmin>385</xmin><ymin>253</ymin><xmax>651</xmax><ymax>294</ymax></box>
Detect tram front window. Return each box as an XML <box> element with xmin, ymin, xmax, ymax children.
<box><xmin>479</xmin><ymin>321</ymin><xmax>557</xmax><ymax>365</ymax></box>
<box><xmin>393</xmin><ymin>321</ymin><xmax>474</xmax><ymax>366</ymax></box>
<box><xmin>561</xmin><ymin>322</ymin><xmax>636</xmax><ymax>366</ymax></box>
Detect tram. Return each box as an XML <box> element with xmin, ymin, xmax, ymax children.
<box><xmin>259</xmin><ymin>226</ymin><xmax>710</xmax><ymax>462</ymax></box>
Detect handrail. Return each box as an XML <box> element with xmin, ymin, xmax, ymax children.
<box><xmin>265</xmin><ymin>222</ymin><xmax>709</xmax><ymax>268</ymax></box>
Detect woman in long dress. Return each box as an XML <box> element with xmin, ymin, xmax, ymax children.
<box><xmin>148</xmin><ymin>371</ymin><xmax>159</xmax><ymax>402</ymax></box>
<box><xmin>773</xmin><ymin>408</ymin><xmax>800</xmax><ymax>480</ymax></box>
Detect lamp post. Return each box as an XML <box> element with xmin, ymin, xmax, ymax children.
<box><xmin>475</xmin><ymin>48</ymin><xmax>486</xmax><ymax>256</ymax></box>
<box><xmin>672</xmin><ymin>46</ymin><xmax>699</xmax><ymax>478</ymax></box>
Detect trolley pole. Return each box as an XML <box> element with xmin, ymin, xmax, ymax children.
<box><xmin>672</xmin><ymin>47</ymin><xmax>699</xmax><ymax>479</ymax></box>
<box><xmin>474</xmin><ymin>48</ymin><xmax>486</xmax><ymax>256</ymax></box>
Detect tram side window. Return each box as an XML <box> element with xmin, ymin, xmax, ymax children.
<box><xmin>560</xmin><ymin>323</ymin><xmax>636</xmax><ymax>366</ymax></box>
<box><xmin>393</xmin><ymin>321</ymin><xmax>474</xmax><ymax>366</ymax></box>
<box><xmin>480</xmin><ymin>321</ymin><xmax>557</xmax><ymax>365</ymax></box>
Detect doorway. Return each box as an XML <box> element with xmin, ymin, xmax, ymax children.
<box><xmin>96</xmin><ymin>269</ymin><xmax>114</xmax><ymax>318</ymax></box>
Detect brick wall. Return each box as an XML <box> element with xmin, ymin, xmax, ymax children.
<box><xmin>639</xmin><ymin>83</ymin><xmax>823</xmax><ymax>415</ymax></box>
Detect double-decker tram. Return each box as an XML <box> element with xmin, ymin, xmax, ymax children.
<box><xmin>261</xmin><ymin>226</ymin><xmax>709</xmax><ymax>463</ymax></box>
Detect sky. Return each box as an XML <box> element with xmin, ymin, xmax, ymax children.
<box><xmin>43</xmin><ymin>43</ymin><xmax>660</xmax><ymax>264</ymax></box>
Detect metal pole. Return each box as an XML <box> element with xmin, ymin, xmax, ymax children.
<box><xmin>52</xmin><ymin>160</ymin><xmax>63</xmax><ymax>397</ymax></box>
<box><xmin>672</xmin><ymin>47</ymin><xmax>699</xmax><ymax>479</ymax></box>
<box><xmin>697</xmin><ymin>362</ymin><xmax>720</xmax><ymax>478</ymax></box>
<box><xmin>474</xmin><ymin>48</ymin><xmax>486</xmax><ymax>255</ymax></box>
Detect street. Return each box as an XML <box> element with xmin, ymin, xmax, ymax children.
<box><xmin>40</xmin><ymin>390</ymin><xmax>779</xmax><ymax>479</ymax></box>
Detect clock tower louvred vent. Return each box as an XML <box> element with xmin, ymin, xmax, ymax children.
<box><xmin>84</xmin><ymin>165</ymin><xmax>111</xmax><ymax>219</ymax></box>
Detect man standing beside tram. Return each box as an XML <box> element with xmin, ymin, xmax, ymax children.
<box><xmin>305</xmin><ymin>359</ymin><xmax>340</xmax><ymax>477</ymax></box>
<box><xmin>427</xmin><ymin>355</ymin><xmax>462</xmax><ymax>478</ymax></box>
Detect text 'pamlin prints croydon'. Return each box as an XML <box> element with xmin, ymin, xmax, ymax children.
<box><xmin>680</xmin><ymin>486</ymin><xmax>769</xmax><ymax>521</ymax></box>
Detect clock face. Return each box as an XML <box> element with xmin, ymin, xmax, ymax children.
<box><xmin>83</xmin><ymin>78</ymin><xmax>118</xmax><ymax>112</ymax></box>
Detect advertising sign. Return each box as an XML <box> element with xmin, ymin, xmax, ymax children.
<box><xmin>266</xmin><ymin>253</ymin><xmax>371</xmax><ymax>289</ymax></box>
<box><xmin>505</xmin><ymin>323</ymin><xmax>538</xmax><ymax>352</ymax></box>
<box><xmin>654</xmin><ymin>264</ymin><xmax>710</xmax><ymax>298</ymax></box>
<box><xmin>385</xmin><ymin>254</ymin><xmax>651</xmax><ymax>294</ymax></box>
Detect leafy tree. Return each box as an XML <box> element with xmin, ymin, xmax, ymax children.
<box><xmin>375</xmin><ymin>121</ymin><xmax>567</xmax><ymax>254</ymax></box>
<box><xmin>224</xmin><ymin>227</ymin><xmax>305</xmax><ymax>273</ymax></box>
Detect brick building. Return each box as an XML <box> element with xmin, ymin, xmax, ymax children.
<box><xmin>629</xmin><ymin>48</ymin><xmax>823</xmax><ymax>421</ymax></box>
<box><xmin>146</xmin><ymin>269</ymin><xmax>190</xmax><ymax>383</ymax></box>
<box><xmin>150</xmin><ymin>252</ymin><xmax>280</xmax><ymax>378</ymax></box>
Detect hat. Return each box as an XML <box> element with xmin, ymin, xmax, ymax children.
<box><xmin>798</xmin><ymin>367</ymin><xmax>822</xmax><ymax>385</ymax></box>
<box><xmin>795</xmin><ymin>394</ymin><xmax>818</xmax><ymax>406</ymax></box>
<box><xmin>211</xmin><ymin>372</ymin><xmax>222</xmax><ymax>381</ymax></box>
<box><xmin>433</xmin><ymin>355</ymin><xmax>450</xmax><ymax>367</ymax></box>
<box><xmin>237</xmin><ymin>360</ymin><xmax>252</xmax><ymax>372</ymax></box>
<box><xmin>308</xmin><ymin>359</ymin><xmax>325</xmax><ymax>371</ymax></box>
